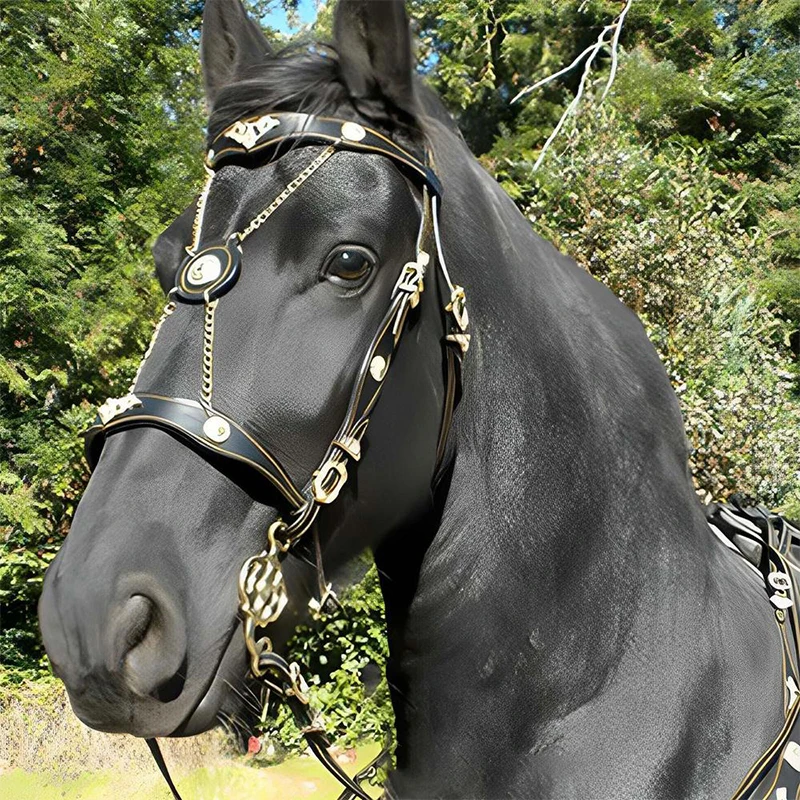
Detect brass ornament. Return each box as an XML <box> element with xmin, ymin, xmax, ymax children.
<box><xmin>238</xmin><ymin>534</ymin><xmax>289</xmax><ymax>677</ymax></box>
<box><xmin>97</xmin><ymin>394</ymin><xmax>142</xmax><ymax>425</ymax></box>
<box><xmin>187</xmin><ymin>253</ymin><xmax>223</xmax><ymax>286</ymax></box>
<box><xmin>226</xmin><ymin>114</ymin><xmax>280</xmax><ymax>150</ymax></box>
<box><xmin>788</xmin><ymin>677</ymin><xmax>800</xmax><ymax>708</ymax></box>
<box><xmin>203</xmin><ymin>415</ymin><xmax>231</xmax><ymax>443</ymax></box>
<box><xmin>370</xmin><ymin>355</ymin><xmax>388</xmax><ymax>382</ymax></box>
<box><xmin>447</xmin><ymin>285</ymin><xmax>469</xmax><ymax>331</ymax></box>
<box><xmin>785</xmin><ymin>741</ymin><xmax>800</xmax><ymax>772</ymax></box>
<box><xmin>333</xmin><ymin>434</ymin><xmax>362</xmax><ymax>461</ymax></box>
<box><xmin>238</xmin><ymin>147</ymin><xmax>337</xmax><ymax>242</ymax></box>
<box><xmin>770</xmin><ymin>572</ymin><xmax>792</xmax><ymax>592</ymax></box>
<box><xmin>308</xmin><ymin>583</ymin><xmax>339</xmax><ymax>620</ymax></box>
<box><xmin>446</xmin><ymin>332</ymin><xmax>472</xmax><ymax>355</ymax></box>
<box><xmin>771</xmin><ymin>592</ymin><xmax>794</xmax><ymax>610</ymax></box>
<box><xmin>396</xmin><ymin>261</ymin><xmax>426</xmax><ymax>308</ymax></box>
<box><xmin>312</xmin><ymin>459</ymin><xmax>348</xmax><ymax>504</ymax></box>
<box><xmin>201</xmin><ymin>299</ymin><xmax>219</xmax><ymax>412</ymax></box>
<box><xmin>341</xmin><ymin>121</ymin><xmax>367</xmax><ymax>142</ymax></box>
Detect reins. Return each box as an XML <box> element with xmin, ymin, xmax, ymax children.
<box><xmin>83</xmin><ymin>111</ymin><xmax>470</xmax><ymax>799</ymax></box>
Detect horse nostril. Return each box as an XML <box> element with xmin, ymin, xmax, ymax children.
<box><xmin>120</xmin><ymin>595</ymin><xmax>154</xmax><ymax>653</ymax></box>
<box><xmin>113</xmin><ymin>591</ymin><xmax>187</xmax><ymax>701</ymax></box>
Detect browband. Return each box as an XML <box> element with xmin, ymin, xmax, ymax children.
<box><xmin>208</xmin><ymin>111</ymin><xmax>443</xmax><ymax>198</ymax></box>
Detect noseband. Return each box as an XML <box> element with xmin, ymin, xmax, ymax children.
<box><xmin>83</xmin><ymin>112</ymin><xmax>470</xmax><ymax>799</ymax></box>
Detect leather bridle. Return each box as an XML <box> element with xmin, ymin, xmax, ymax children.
<box><xmin>83</xmin><ymin>112</ymin><xmax>470</xmax><ymax>799</ymax></box>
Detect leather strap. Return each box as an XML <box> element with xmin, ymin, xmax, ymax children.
<box><xmin>257</xmin><ymin>651</ymin><xmax>374</xmax><ymax>800</ymax></box>
<box><xmin>83</xmin><ymin>394</ymin><xmax>306</xmax><ymax>509</ymax></box>
<box><xmin>208</xmin><ymin>112</ymin><xmax>442</xmax><ymax>198</ymax></box>
<box><xmin>707</xmin><ymin>503</ymin><xmax>800</xmax><ymax>799</ymax></box>
<box><xmin>146</xmin><ymin>737</ymin><xmax>183</xmax><ymax>800</ymax></box>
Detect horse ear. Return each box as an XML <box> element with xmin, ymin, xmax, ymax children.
<box><xmin>334</xmin><ymin>0</ymin><xmax>416</xmax><ymax>122</ymax></box>
<box><xmin>201</xmin><ymin>0</ymin><xmax>273</xmax><ymax>108</ymax></box>
<box><xmin>152</xmin><ymin>205</ymin><xmax>196</xmax><ymax>294</ymax></box>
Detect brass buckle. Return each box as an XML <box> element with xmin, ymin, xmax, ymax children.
<box><xmin>394</xmin><ymin>261</ymin><xmax>426</xmax><ymax>309</ymax></box>
<box><xmin>446</xmin><ymin>286</ymin><xmax>471</xmax><ymax>354</ymax></box>
<box><xmin>312</xmin><ymin>458</ymin><xmax>348</xmax><ymax>504</ymax></box>
<box><xmin>287</xmin><ymin>662</ymin><xmax>311</xmax><ymax>705</ymax></box>
<box><xmin>446</xmin><ymin>285</ymin><xmax>469</xmax><ymax>331</ymax></box>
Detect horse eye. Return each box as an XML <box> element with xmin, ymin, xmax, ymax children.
<box><xmin>322</xmin><ymin>246</ymin><xmax>377</xmax><ymax>288</ymax></box>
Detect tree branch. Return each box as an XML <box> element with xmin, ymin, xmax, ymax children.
<box><xmin>511</xmin><ymin>0</ymin><xmax>634</xmax><ymax>170</ymax></box>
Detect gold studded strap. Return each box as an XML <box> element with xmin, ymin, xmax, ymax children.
<box><xmin>83</xmin><ymin>394</ymin><xmax>306</xmax><ymax>509</ymax></box>
<box><xmin>207</xmin><ymin>111</ymin><xmax>443</xmax><ymax>198</ymax></box>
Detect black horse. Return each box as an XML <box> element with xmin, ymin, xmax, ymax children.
<box><xmin>38</xmin><ymin>1</ymin><xmax>793</xmax><ymax>797</ymax></box>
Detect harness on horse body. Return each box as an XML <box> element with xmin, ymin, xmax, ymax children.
<box><xmin>708</xmin><ymin>500</ymin><xmax>800</xmax><ymax>800</ymax></box>
<box><xmin>83</xmin><ymin>112</ymin><xmax>470</xmax><ymax>799</ymax></box>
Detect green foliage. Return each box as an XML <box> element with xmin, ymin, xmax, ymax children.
<box><xmin>259</xmin><ymin>564</ymin><xmax>394</xmax><ymax>751</ymax></box>
<box><xmin>0</xmin><ymin>0</ymin><xmax>206</xmax><ymax>677</ymax></box>
<box><xmin>510</xmin><ymin>106</ymin><xmax>800</xmax><ymax>503</ymax></box>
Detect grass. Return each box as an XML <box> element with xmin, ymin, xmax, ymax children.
<box><xmin>0</xmin><ymin>678</ymin><xmax>384</xmax><ymax>799</ymax></box>
<box><xmin>0</xmin><ymin>742</ymin><xmax>384</xmax><ymax>800</ymax></box>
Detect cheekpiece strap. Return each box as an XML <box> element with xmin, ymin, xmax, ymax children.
<box><xmin>207</xmin><ymin>111</ymin><xmax>443</xmax><ymax>198</ymax></box>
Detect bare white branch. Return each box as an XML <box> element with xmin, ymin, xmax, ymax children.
<box><xmin>511</xmin><ymin>0</ymin><xmax>635</xmax><ymax>169</ymax></box>
<box><xmin>510</xmin><ymin>27</ymin><xmax>614</xmax><ymax>105</ymax></box>
<box><xmin>532</xmin><ymin>24</ymin><xmax>607</xmax><ymax>171</ymax></box>
<box><xmin>601</xmin><ymin>0</ymin><xmax>634</xmax><ymax>102</ymax></box>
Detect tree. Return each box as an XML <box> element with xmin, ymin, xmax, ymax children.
<box><xmin>0</xmin><ymin>0</ymin><xmax>206</xmax><ymax>678</ymax></box>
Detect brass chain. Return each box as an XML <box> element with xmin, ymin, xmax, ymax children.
<box><xmin>188</xmin><ymin>168</ymin><xmax>215</xmax><ymax>256</ymax></box>
<box><xmin>238</xmin><ymin>146</ymin><xmax>337</xmax><ymax>242</ymax></box>
<box><xmin>127</xmin><ymin>301</ymin><xmax>176</xmax><ymax>395</ymax></box>
<box><xmin>186</xmin><ymin>147</ymin><xmax>338</xmax><ymax>416</ymax></box>
<box><xmin>201</xmin><ymin>299</ymin><xmax>219</xmax><ymax>413</ymax></box>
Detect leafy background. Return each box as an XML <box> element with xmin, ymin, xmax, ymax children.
<box><xmin>2</xmin><ymin>0</ymin><xmax>800</xmax><ymax>751</ymax></box>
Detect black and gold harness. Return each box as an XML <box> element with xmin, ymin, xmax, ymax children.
<box><xmin>84</xmin><ymin>112</ymin><xmax>469</xmax><ymax>800</ymax></box>
<box><xmin>709</xmin><ymin>501</ymin><xmax>800</xmax><ymax>800</ymax></box>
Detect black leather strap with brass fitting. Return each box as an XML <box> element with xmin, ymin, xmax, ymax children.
<box><xmin>208</xmin><ymin>111</ymin><xmax>443</xmax><ymax>198</ymax></box>
<box><xmin>83</xmin><ymin>394</ymin><xmax>306</xmax><ymax>509</ymax></box>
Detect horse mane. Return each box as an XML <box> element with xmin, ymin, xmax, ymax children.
<box><xmin>207</xmin><ymin>45</ymin><xmax>347</xmax><ymax>143</ymax></box>
<box><xmin>206</xmin><ymin>42</ymin><xmax>462</xmax><ymax>150</ymax></box>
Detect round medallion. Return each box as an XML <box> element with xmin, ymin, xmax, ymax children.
<box><xmin>341</xmin><ymin>121</ymin><xmax>367</xmax><ymax>142</ymax></box>
<box><xmin>203</xmin><ymin>415</ymin><xmax>231</xmax><ymax>443</ymax></box>
<box><xmin>769</xmin><ymin>571</ymin><xmax>792</xmax><ymax>592</ymax></box>
<box><xmin>187</xmin><ymin>253</ymin><xmax>223</xmax><ymax>286</ymax></box>
<box><xmin>176</xmin><ymin>241</ymin><xmax>241</xmax><ymax>304</ymax></box>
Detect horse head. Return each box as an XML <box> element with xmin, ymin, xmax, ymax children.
<box><xmin>39</xmin><ymin>0</ymin><xmax>458</xmax><ymax>739</ymax></box>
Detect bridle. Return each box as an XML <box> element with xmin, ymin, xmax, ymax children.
<box><xmin>83</xmin><ymin>111</ymin><xmax>470</xmax><ymax>799</ymax></box>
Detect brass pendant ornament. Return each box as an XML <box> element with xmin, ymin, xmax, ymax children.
<box><xmin>238</xmin><ymin>522</ymin><xmax>290</xmax><ymax>677</ymax></box>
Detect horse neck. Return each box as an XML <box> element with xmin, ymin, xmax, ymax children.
<box><xmin>374</xmin><ymin>121</ymin><xmax>741</xmax><ymax>789</ymax></box>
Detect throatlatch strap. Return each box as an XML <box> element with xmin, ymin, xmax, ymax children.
<box><xmin>146</xmin><ymin>738</ymin><xmax>183</xmax><ymax>800</ymax></box>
